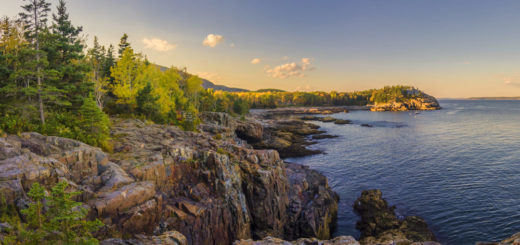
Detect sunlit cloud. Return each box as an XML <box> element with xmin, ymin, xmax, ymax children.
<box><xmin>250</xmin><ymin>58</ymin><xmax>261</xmax><ymax>64</ymax></box>
<box><xmin>504</xmin><ymin>80</ymin><xmax>520</xmax><ymax>87</ymax></box>
<box><xmin>142</xmin><ymin>38</ymin><xmax>176</xmax><ymax>51</ymax></box>
<box><xmin>203</xmin><ymin>34</ymin><xmax>224</xmax><ymax>47</ymax></box>
<box><xmin>281</xmin><ymin>56</ymin><xmax>289</xmax><ymax>60</ymax></box>
<box><xmin>266</xmin><ymin>58</ymin><xmax>314</xmax><ymax>79</ymax></box>
<box><xmin>229</xmin><ymin>43</ymin><xmax>235</xmax><ymax>48</ymax></box>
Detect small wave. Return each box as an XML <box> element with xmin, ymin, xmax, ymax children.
<box><xmin>447</xmin><ymin>110</ymin><xmax>459</xmax><ymax>115</ymax></box>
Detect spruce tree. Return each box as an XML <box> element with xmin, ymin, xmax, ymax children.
<box><xmin>19</xmin><ymin>0</ymin><xmax>51</xmax><ymax>125</ymax></box>
<box><xmin>47</xmin><ymin>0</ymin><xmax>89</xmax><ymax>110</ymax></box>
<box><xmin>117</xmin><ymin>33</ymin><xmax>130</xmax><ymax>57</ymax></box>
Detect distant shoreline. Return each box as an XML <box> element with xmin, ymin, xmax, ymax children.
<box><xmin>438</xmin><ymin>97</ymin><xmax>520</xmax><ymax>100</ymax></box>
<box><xmin>467</xmin><ymin>97</ymin><xmax>520</xmax><ymax>100</ymax></box>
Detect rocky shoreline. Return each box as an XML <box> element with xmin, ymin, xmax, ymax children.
<box><xmin>1</xmin><ymin>107</ymin><xmax>517</xmax><ymax>245</ymax></box>
<box><xmin>0</xmin><ymin>112</ymin><xmax>339</xmax><ymax>245</ymax></box>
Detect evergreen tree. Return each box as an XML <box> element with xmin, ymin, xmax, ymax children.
<box><xmin>19</xmin><ymin>0</ymin><xmax>52</xmax><ymax>125</ymax></box>
<box><xmin>78</xmin><ymin>96</ymin><xmax>111</xmax><ymax>150</ymax></box>
<box><xmin>17</xmin><ymin>181</ymin><xmax>103</xmax><ymax>244</ymax></box>
<box><xmin>117</xmin><ymin>33</ymin><xmax>130</xmax><ymax>57</ymax></box>
<box><xmin>136</xmin><ymin>82</ymin><xmax>162</xmax><ymax>122</ymax></box>
<box><xmin>47</xmin><ymin>0</ymin><xmax>90</xmax><ymax>109</ymax></box>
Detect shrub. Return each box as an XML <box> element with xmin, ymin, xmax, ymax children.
<box><xmin>6</xmin><ymin>181</ymin><xmax>103</xmax><ymax>244</ymax></box>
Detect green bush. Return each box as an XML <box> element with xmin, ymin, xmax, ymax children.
<box><xmin>4</xmin><ymin>181</ymin><xmax>103</xmax><ymax>245</ymax></box>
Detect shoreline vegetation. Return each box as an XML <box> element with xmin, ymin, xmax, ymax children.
<box><xmin>2</xmin><ymin>1</ymin><xmax>514</xmax><ymax>245</ymax></box>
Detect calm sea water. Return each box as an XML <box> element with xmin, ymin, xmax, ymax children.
<box><xmin>286</xmin><ymin>100</ymin><xmax>520</xmax><ymax>245</ymax></box>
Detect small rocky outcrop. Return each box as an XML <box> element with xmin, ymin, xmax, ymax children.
<box><xmin>285</xmin><ymin>163</ymin><xmax>339</xmax><ymax>240</ymax></box>
<box><xmin>233</xmin><ymin>235</ymin><xmax>360</xmax><ymax>245</ymax></box>
<box><xmin>370</xmin><ymin>93</ymin><xmax>440</xmax><ymax>112</ymax></box>
<box><xmin>353</xmin><ymin>190</ymin><xmax>438</xmax><ymax>245</ymax></box>
<box><xmin>251</xmin><ymin>119</ymin><xmax>324</xmax><ymax>158</ymax></box>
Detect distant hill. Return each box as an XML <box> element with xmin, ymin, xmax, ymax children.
<box><xmin>468</xmin><ymin>97</ymin><xmax>520</xmax><ymax>100</ymax></box>
<box><xmin>256</xmin><ymin>88</ymin><xmax>286</xmax><ymax>92</ymax></box>
<box><xmin>201</xmin><ymin>79</ymin><xmax>248</xmax><ymax>92</ymax></box>
<box><xmin>154</xmin><ymin>64</ymin><xmax>248</xmax><ymax>92</ymax></box>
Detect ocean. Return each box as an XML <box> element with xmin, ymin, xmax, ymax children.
<box><xmin>286</xmin><ymin>100</ymin><xmax>520</xmax><ymax>245</ymax></box>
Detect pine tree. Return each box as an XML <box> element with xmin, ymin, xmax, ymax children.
<box><xmin>18</xmin><ymin>181</ymin><xmax>103</xmax><ymax>244</ymax></box>
<box><xmin>19</xmin><ymin>0</ymin><xmax>51</xmax><ymax>125</ymax></box>
<box><xmin>117</xmin><ymin>33</ymin><xmax>130</xmax><ymax>57</ymax></box>
<box><xmin>136</xmin><ymin>82</ymin><xmax>162</xmax><ymax>122</ymax></box>
<box><xmin>47</xmin><ymin>0</ymin><xmax>89</xmax><ymax>109</ymax></box>
<box><xmin>78</xmin><ymin>96</ymin><xmax>111</xmax><ymax>150</ymax></box>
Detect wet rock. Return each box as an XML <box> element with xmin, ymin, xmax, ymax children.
<box><xmin>319</xmin><ymin>117</ymin><xmax>337</xmax><ymax>123</ymax></box>
<box><xmin>334</xmin><ymin>119</ymin><xmax>351</xmax><ymax>125</ymax></box>
<box><xmin>360</xmin><ymin>124</ymin><xmax>373</xmax><ymax>128</ymax></box>
<box><xmin>312</xmin><ymin>134</ymin><xmax>338</xmax><ymax>140</ymax></box>
<box><xmin>353</xmin><ymin>190</ymin><xmax>437</xmax><ymax>245</ymax></box>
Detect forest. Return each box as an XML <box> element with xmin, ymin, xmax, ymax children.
<box><xmin>0</xmin><ymin>1</ymin><xmax>424</xmax><ymax>150</ymax></box>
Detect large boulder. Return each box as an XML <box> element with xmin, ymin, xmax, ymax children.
<box><xmin>353</xmin><ymin>190</ymin><xmax>437</xmax><ymax>245</ymax></box>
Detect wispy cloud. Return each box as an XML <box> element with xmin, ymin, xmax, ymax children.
<box><xmin>504</xmin><ymin>80</ymin><xmax>520</xmax><ymax>87</ymax></box>
<box><xmin>250</xmin><ymin>58</ymin><xmax>261</xmax><ymax>64</ymax></box>
<box><xmin>203</xmin><ymin>34</ymin><xmax>224</xmax><ymax>48</ymax></box>
<box><xmin>229</xmin><ymin>43</ymin><xmax>235</xmax><ymax>48</ymax></box>
<box><xmin>142</xmin><ymin>38</ymin><xmax>176</xmax><ymax>51</ymax></box>
<box><xmin>266</xmin><ymin>58</ymin><xmax>314</xmax><ymax>79</ymax></box>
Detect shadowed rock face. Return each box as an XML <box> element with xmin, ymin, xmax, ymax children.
<box><xmin>353</xmin><ymin>190</ymin><xmax>438</xmax><ymax>245</ymax></box>
<box><xmin>0</xmin><ymin>113</ymin><xmax>339</xmax><ymax>245</ymax></box>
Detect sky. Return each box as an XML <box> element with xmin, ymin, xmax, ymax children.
<box><xmin>3</xmin><ymin>0</ymin><xmax>520</xmax><ymax>98</ymax></box>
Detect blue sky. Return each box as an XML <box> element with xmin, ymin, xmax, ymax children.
<box><xmin>3</xmin><ymin>0</ymin><xmax>520</xmax><ymax>97</ymax></box>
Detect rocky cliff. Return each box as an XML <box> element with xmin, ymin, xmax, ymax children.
<box><xmin>0</xmin><ymin>112</ymin><xmax>338</xmax><ymax>245</ymax></box>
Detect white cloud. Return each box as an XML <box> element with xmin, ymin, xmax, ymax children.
<box><xmin>250</xmin><ymin>58</ymin><xmax>261</xmax><ymax>64</ymax></box>
<box><xmin>203</xmin><ymin>34</ymin><xmax>224</xmax><ymax>47</ymax></box>
<box><xmin>142</xmin><ymin>38</ymin><xmax>176</xmax><ymax>51</ymax></box>
<box><xmin>266</xmin><ymin>58</ymin><xmax>314</xmax><ymax>79</ymax></box>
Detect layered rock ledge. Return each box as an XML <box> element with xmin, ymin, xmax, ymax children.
<box><xmin>0</xmin><ymin>112</ymin><xmax>338</xmax><ymax>245</ymax></box>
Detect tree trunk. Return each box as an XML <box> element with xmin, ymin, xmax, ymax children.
<box><xmin>34</xmin><ymin>1</ymin><xmax>45</xmax><ymax>125</ymax></box>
